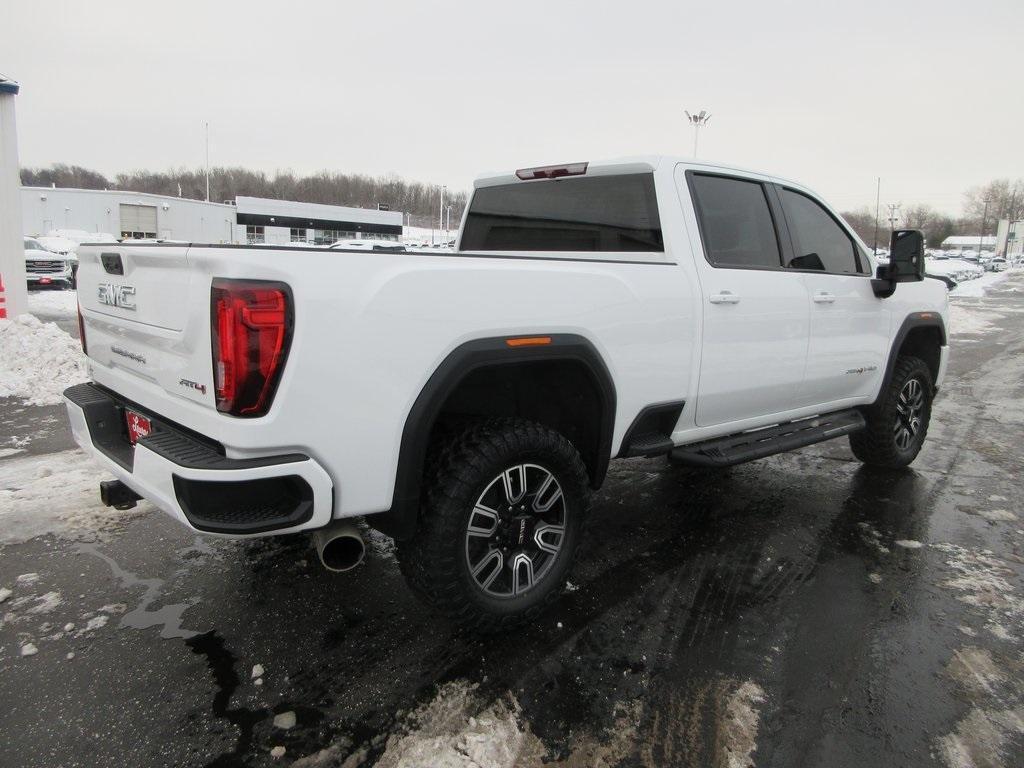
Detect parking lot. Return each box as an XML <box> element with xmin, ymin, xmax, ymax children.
<box><xmin>1</xmin><ymin>274</ymin><xmax>1023</xmax><ymax>767</ymax></box>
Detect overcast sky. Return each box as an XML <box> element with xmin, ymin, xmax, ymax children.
<box><xmin>2</xmin><ymin>0</ymin><xmax>1021</xmax><ymax>215</ymax></box>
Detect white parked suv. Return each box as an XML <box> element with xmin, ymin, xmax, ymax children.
<box><xmin>64</xmin><ymin>158</ymin><xmax>949</xmax><ymax>629</ymax></box>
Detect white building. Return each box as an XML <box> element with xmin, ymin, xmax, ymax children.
<box><xmin>234</xmin><ymin>196</ymin><xmax>402</xmax><ymax>245</ymax></box>
<box><xmin>20</xmin><ymin>187</ymin><xmax>404</xmax><ymax>245</ymax></box>
<box><xmin>995</xmin><ymin>219</ymin><xmax>1022</xmax><ymax>259</ymax></box>
<box><xmin>940</xmin><ymin>235</ymin><xmax>997</xmax><ymax>252</ymax></box>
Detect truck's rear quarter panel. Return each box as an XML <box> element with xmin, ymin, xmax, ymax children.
<box><xmin>77</xmin><ymin>242</ymin><xmax>697</xmax><ymax>521</ymax></box>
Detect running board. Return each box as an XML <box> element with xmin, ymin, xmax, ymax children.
<box><xmin>669</xmin><ymin>409</ymin><xmax>866</xmax><ymax>468</ymax></box>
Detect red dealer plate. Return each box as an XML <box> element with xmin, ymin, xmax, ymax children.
<box><xmin>125</xmin><ymin>409</ymin><xmax>152</xmax><ymax>445</ymax></box>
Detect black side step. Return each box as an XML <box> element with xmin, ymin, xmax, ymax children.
<box><xmin>669</xmin><ymin>409</ymin><xmax>866</xmax><ymax>468</ymax></box>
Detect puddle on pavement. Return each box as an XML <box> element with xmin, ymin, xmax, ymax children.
<box><xmin>78</xmin><ymin>542</ymin><xmax>200</xmax><ymax>639</ymax></box>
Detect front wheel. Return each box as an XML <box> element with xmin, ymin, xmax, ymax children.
<box><xmin>396</xmin><ymin>418</ymin><xmax>589</xmax><ymax>631</ymax></box>
<box><xmin>849</xmin><ymin>356</ymin><xmax>934</xmax><ymax>469</ymax></box>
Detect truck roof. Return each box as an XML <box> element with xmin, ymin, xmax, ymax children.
<box><xmin>472</xmin><ymin>156</ymin><xmax>804</xmax><ymax>190</ymax></box>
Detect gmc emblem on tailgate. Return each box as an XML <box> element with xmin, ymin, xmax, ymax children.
<box><xmin>97</xmin><ymin>283</ymin><xmax>137</xmax><ymax>310</ymax></box>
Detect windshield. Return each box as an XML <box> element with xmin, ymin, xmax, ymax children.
<box><xmin>24</xmin><ymin>238</ymin><xmax>45</xmax><ymax>251</ymax></box>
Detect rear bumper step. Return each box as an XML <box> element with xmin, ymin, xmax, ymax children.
<box><xmin>670</xmin><ymin>409</ymin><xmax>866</xmax><ymax>468</ymax></box>
<box><xmin>63</xmin><ymin>383</ymin><xmax>333</xmax><ymax>536</ymax></box>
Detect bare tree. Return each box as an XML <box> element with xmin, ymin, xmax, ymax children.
<box><xmin>963</xmin><ymin>179</ymin><xmax>1024</xmax><ymax>227</ymax></box>
<box><xmin>839</xmin><ymin>207</ymin><xmax>877</xmax><ymax>244</ymax></box>
<box><xmin>21</xmin><ymin>164</ymin><xmax>467</xmax><ymax>223</ymax></box>
<box><xmin>20</xmin><ymin>163</ymin><xmax>111</xmax><ymax>190</ymax></box>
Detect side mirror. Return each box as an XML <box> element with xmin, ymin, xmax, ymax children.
<box><xmin>872</xmin><ymin>229</ymin><xmax>925</xmax><ymax>298</ymax></box>
<box><xmin>889</xmin><ymin>229</ymin><xmax>926</xmax><ymax>282</ymax></box>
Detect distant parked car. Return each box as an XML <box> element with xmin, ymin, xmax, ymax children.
<box><xmin>35</xmin><ymin>235</ymin><xmax>77</xmax><ymax>256</ymax></box>
<box><xmin>925</xmin><ymin>257</ymin><xmax>982</xmax><ymax>285</ymax></box>
<box><xmin>24</xmin><ymin>236</ymin><xmax>74</xmax><ymax>290</ymax></box>
<box><xmin>328</xmin><ymin>239</ymin><xmax>406</xmax><ymax>252</ymax></box>
<box><xmin>36</xmin><ymin>230</ymin><xmax>117</xmax><ymax>287</ymax></box>
<box><xmin>990</xmin><ymin>258</ymin><xmax>1008</xmax><ymax>272</ymax></box>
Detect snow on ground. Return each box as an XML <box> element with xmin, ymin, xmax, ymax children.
<box><xmin>722</xmin><ymin>681</ymin><xmax>767</xmax><ymax>768</ymax></box>
<box><xmin>373</xmin><ymin>682</ymin><xmax>545</xmax><ymax>768</ymax></box>
<box><xmin>289</xmin><ymin>675</ymin><xmax>765</xmax><ymax>767</ymax></box>
<box><xmin>26</xmin><ymin>289</ymin><xmax>79</xmax><ymax>318</ymax></box>
<box><xmin>0</xmin><ymin>314</ymin><xmax>87</xmax><ymax>405</ymax></box>
<box><xmin>948</xmin><ymin>305</ymin><xmax>998</xmax><ymax>336</ymax></box>
<box><xmin>0</xmin><ymin>449</ymin><xmax>145</xmax><ymax>545</ymax></box>
<box><xmin>946</xmin><ymin>269</ymin><xmax>1019</xmax><ymax>336</ymax></box>
<box><xmin>290</xmin><ymin>682</ymin><xmax>545</xmax><ymax>768</ymax></box>
<box><xmin>932</xmin><ymin>543</ymin><xmax>1023</xmax><ymax>643</ymax></box>
<box><xmin>402</xmin><ymin>224</ymin><xmax>456</xmax><ymax>247</ymax></box>
<box><xmin>949</xmin><ymin>269</ymin><xmax>1015</xmax><ymax>298</ymax></box>
<box><xmin>937</xmin><ymin>646</ymin><xmax>1024</xmax><ymax>768</ymax></box>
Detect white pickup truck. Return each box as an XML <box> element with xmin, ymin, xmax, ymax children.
<box><xmin>65</xmin><ymin>157</ymin><xmax>948</xmax><ymax>630</ymax></box>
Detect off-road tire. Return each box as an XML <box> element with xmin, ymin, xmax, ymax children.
<box><xmin>849</xmin><ymin>355</ymin><xmax>933</xmax><ymax>469</ymax></box>
<box><xmin>396</xmin><ymin>418</ymin><xmax>589</xmax><ymax>632</ymax></box>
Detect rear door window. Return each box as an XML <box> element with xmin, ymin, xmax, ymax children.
<box><xmin>779</xmin><ymin>188</ymin><xmax>863</xmax><ymax>274</ymax></box>
<box><xmin>689</xmin><ymin>174</ymin><xmax>782</xmax><ymax>269</ymax></box>
<box><xmin>460</xmin><ymin>173</ymin><xmax>663</xmax><ymax>252</ymax></box>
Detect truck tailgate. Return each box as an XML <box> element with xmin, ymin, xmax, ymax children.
<box><xmin>77</xmin><ymin>244</ymin><xmax>215</xmax><ymax>409</ymax></box>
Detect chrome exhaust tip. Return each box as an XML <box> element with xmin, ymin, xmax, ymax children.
<box><xmin>313</xmin><ymin>520</ymin><xmax>366</xmax><ymax>572</ymax></box>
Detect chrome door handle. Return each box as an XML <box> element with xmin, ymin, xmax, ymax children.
<box><xmin>813</xmin><ymin>292</ymin><xmax>836</xmax><ymax>304</ymax></box>
<box><xmin>709</xmin><ymin>291</ymin><xmax>741</xmax><ymax>305</ymax></box>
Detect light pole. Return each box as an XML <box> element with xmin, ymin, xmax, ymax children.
<box><xmin>873</xmin><ymin>177</ymin><xmax>881</xmax><ymax>255</ymax></box>
<box><xmin>204</xmin><ymin>122</ymin><xmax>210</xmax><ymax>202</ymax></box>
<box><xmin>685</xmin><ymin>110</ymin><xmax>712</xmax><ymax>157</ymax></box>
<box><xmin>887</xmin><ymin>203</ymin><xmax>901</xmax><ymax>235</ymax></box>
<box><xmin>438</xmin><ymin>185</ymin><xmax>446</xmax><ymax>246</ymax></box>
<box><xmin>979</xmin><ymin>199</ymin><xmax>991</xmax><ymax>256</ymax></box>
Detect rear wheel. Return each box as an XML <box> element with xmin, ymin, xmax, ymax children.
<box><xmin>396</xmin><ymin>418</ymin><xmax>589</xmax><ymax>631</ymax></box>
<box><xmin>850</xmin><ymin>356</ymin><xmax>933</xmax><ymax>469</ymax></box>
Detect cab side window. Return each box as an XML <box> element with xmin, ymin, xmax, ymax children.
<box><xmin>779</xmin><ymin>189</ymin><xmax>863</xmax><ymax>274</ymax></box>
<box><xmin>690</xmin><ymin>174</ymin><xmax>782</xmax><ymax>269</ymax></box>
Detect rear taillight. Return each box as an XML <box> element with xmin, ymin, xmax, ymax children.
<box><xmin>77</xmin><ymin>301</ymin><xmax>87</xmax><ymax>355</ymax></box>
<box><xmin>210</xmin><ymin>279</ymin><xmax>293</xmax><ymax>418</ymax></box>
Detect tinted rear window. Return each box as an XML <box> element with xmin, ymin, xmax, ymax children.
<box><xmin>690</xmin><ymin>174</ymin><xmax>781</xmax><ymax>269</ymax></box>
<box><xmin>460</xmin><ymin>173</ymin><xmax>663</xmax><ymax>252</ymax></box>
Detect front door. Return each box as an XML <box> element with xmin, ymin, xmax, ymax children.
<box><xmin>680</xmin><ymin>169</ymin><xmax>811</xmax><ymax>427</ymax></box>
<box><xmin>774</xmin><ymin>187</ymin><xmax>890</xmax><ymax>407</ymax></box>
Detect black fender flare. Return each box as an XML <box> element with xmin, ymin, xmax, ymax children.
<box><xmin>874</xmin><ymin>312</ymin><xmax>947</xmax><ymax>405</ymax></box>
<box><xmin>373</xmin><ymin>334</ymin><xmax>616</xmax><ymax>541</ymax></box>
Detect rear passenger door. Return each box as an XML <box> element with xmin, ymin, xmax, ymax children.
<box><xmin>682</xmin><ymin>170</ymin><xmax>810</xmax><ymax>427</ymax></box>
<box><xmin>775</xmin><ymin>187</ymin><xmax>890</xmax><ymax>407</ymax></box>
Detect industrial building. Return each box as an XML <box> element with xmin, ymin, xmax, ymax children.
<box><xmin>20</xmin><ymin>186</ymin><xmax>404</xmax><ymax>245</ymax></box>
<box><xmin>996</xmin><ymin>219</ymin><xmax>1023</xmax><ymax>259</ymax></box>
<box><xmin>234</xmin><ymin>196</ymin><xmax>402</xmax><ymax>245</ymax></box>
<box><xmin>940</xmin><ymin>235</ymin><xmax>997</xmax><ymax>252</ymax></box>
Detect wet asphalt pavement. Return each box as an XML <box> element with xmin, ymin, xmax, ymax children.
<box><xmin>2</xmin><ymin>277</ymin><xmax>1023</xmax><ymax>767</ymax></box>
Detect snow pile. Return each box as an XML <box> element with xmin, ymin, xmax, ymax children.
<box><xmin>27</xmin><ymin>290</ymin><xmax>79</xmax><ymax>319</ymax></box>
<box><xmin>0</xmin><ymin>314</ymin><xmax>87</xmax><ymax>405</ymax></box>
<box><xmin>0</xmin><ymin>449</ymin><xmax>145</xmax><ymax>544</ymax></box>
<box><xmin>949</xmin><ymin>269</ymin><xmax>1014</xmax><ymax>298</ymax></box>
<box><xmin>721</xmin><ymin>681</ymin><xmax>767</xmax><ymax>768</ymax></box>
<box><xmin>373</xmin><ymin>682</ymin><xmax>545</xmax><ymax>768</ymax></box>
